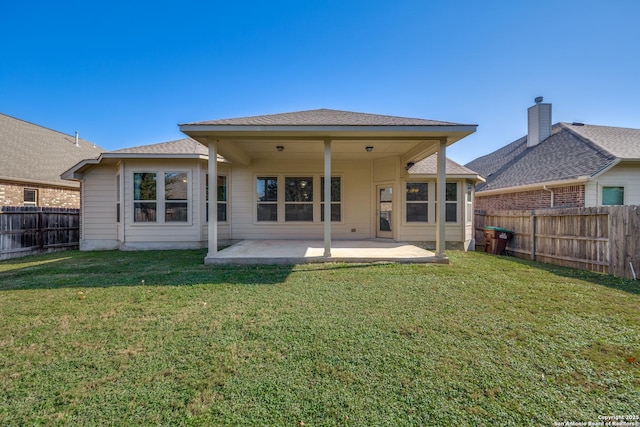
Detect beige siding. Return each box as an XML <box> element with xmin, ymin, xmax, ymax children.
<box><xmin>81</xmin><ymin>164</ymin><xmax>117</xmax><ymax>244</ymax></box>
<box><xmin>585</xmin><ymin>162</ymin><xmax>640</xmax><ymax>206</ymax></box>
<box><xmin>230</xmin><ymin>159</ymin><xmax>372</xmax><ymax>240</ymax></box>
<box><xmin>373</xmin><ymin>157</ymin><xmax>396</xmax><ymax>182</ymax></box>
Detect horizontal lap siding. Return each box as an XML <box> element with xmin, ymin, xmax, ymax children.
<box><xmin>585</xmin><ymin>163</ymin><xmax>640</xmax><ymax>206</ymax></box>
<box><xmin>82</xmin><ymin>166</ymin><xmax>117</xmax><ymax>240</ymax></box>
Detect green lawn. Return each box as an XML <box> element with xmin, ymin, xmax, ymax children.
<box><xmin>0</xmin><ymin>250</ymin><xmax>638</xmax><ymax>426</ymax></box>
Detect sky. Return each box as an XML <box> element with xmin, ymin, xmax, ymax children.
<box><xmin>1</xmin><ymin>0</ymin><xmax>639</xmax><ymax>165</ymax></box>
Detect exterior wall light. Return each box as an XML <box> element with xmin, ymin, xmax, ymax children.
<box><xmin>276</xmin><ymin>146</ymin><xmax>284</xmax><ymax>152</ymax></box>
<box><xmin>365</xmin><ymin>146</ymin><xmax>373</xmax><ymax>152</ymax></box>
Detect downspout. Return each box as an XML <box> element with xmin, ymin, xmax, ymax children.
<box><xmin>543</xmin><ymin>185</ymin><xmax>554</xmax><ymax>208</ymax></box>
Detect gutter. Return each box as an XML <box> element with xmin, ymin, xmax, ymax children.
<box><xmin>543</xmin><ymin>185</ymin><xmax>554</xmax><ymax>207</ymax></box>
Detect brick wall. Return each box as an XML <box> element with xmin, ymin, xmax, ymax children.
<box><xmin>475</xmin><ymin>185</ymin><xmax>585</xmax><ymax>211</ymax></box>
<box><xmin>0</xmin><ymin>181</ymin><xmax>81</xmax><ymax>208</ymax></box>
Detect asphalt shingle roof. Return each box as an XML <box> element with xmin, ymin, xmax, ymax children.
<box><xmin>182</xmin><ymin>108</ymin><xmax>467</xmax><ymax>127</ymax></box>
<box><xmin>0</xmin><ymin>113</ymin><xmax>104</xmax><ymax>187</ymax></box>
<box><xmin>466</xmin><ymin>122</ymin><xmax>639</xmax><ymax>192</ymax></box>
<box><xmin>111</xmin><ymin>138</ymin><xmax>208</xmax><ymax>155</ymax></box>
<box><xmin>408</xmin><ymin>154</ymin><xmax>480</xmax><ymax>176</ymax></box>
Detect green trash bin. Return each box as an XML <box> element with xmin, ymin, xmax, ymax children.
<box><xmin>484</xmin><ymin>226</ymin><xmax>514</xmax><ymax>255</ymax></box>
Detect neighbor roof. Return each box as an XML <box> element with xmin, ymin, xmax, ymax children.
<box><xmin>181</xmin><ymin>108</ymin><xmax>468</xmax><ymax>127</ymax></box>
<box><xmin>466</xmin><ymin>122</ymin><xmax>640</xmax><ymax>192</ymax></box>
<box><xmin>0</xmin><ymin>113</ymin><xmax>104</xmax><ymax>188</ymax></box>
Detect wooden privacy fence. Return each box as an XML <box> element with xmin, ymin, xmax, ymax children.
<box><xmin>0</xmin><ymin>207</ymin><xmax>80</xmax><ymax>260</ymax></box>
<box><xmin>475</xmin><ymin>205</ymin><xmax>640</xmax><ymax>279</ymax></box>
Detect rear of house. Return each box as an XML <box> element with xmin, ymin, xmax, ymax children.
<box><xmin>64</xmin><ymin>109</ymin><xmax>482</xmax><ymax>254</ymax></box>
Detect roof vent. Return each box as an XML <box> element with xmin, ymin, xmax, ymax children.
<box><xmin>571</xmin><ymin>122</ymin><xmax>585</xmax><ymax>126</ymax></box>
<box><xmin>527</xmin><ymin>97</ymin><xmax>552</xmax><ymax>148</ymax></box>
<box><xmin>75</xmin><ymin>131</ymin><xmax>79</xmax><ymax>147</ymax></box>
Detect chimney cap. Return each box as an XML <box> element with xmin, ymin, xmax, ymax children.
<box><xmin>534</xmin><ymin>96</ymin><xmax>544</xmax><ymax>104</ymax></box>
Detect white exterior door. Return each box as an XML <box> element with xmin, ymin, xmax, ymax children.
<box><xmin>377</xmin><ymin>185</ymin><xmax>393</xmax><ymax>238</ymax></box>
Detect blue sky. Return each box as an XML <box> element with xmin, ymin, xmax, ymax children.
<box><xmin>1</xmin><ymin>0</ymin><xmax>638</xmax><ymax>164</ymax></box>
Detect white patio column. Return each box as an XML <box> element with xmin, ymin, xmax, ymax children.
<box><xmin>436</xmin><ymin>139</ymin><xmax>447</xmax><ymax>258</ymax></box>
<box><xmin>207</xmin><ymin>141</ymin><xmax>218</xmax><ymax>258</ymax></box>
<box><xmin>324</xmin><ymin>139</ymin><xmax>332</xmax><ymax>257</ymax></box>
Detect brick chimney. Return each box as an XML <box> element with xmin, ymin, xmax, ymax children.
<box><xmin>527</xmin><ymin>96</ymin><xmax>552</xmax><ymax>148</ymax></box>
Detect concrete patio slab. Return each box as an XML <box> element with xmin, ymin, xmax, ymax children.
<box><xmin>205</xmin><ymin>240</ymin><xmax>448</xmax><ymax>265</ymax></box>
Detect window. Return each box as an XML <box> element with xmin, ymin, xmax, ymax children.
<box><xmin>446</xmin><ymin>183</ymin><xmax>458</xmax><ymax>222</ymax></box>
<box><xmin>466</xmin><ymin>183</ymin><xmax>473</xmax><ymax>223</ymax></box>
<box><xmin>321</xmin><ymin>177</ymin><xmax>341</xmax><ymax>222</ymax></box>
<box><xmin>206</xmin><ymin>174</ymin><xmax>227</xmax><ymax>222</ymax></box>
<box><xmin>165</xmin><ymin>172</ymin><xmax>188</xmax><ymax>222</ymax></box>
<box><xmin>257</xmin><ymin>177</ymin><xmax>278</xmax><ymax>221</ymax></box>
<box><xmin>116</xmin><ymin>174</ymin><xmax>121</xmax><ymax>223</ymax></box>
<box><xmin>406</xmin><ymin>183</ymin><xmax>428</xmax><ymax>222</ymax></box>
<box><xmin>134</xmin><ymin>173</ymin><xmax>157</xmax><ymax>222</ymax></box>
<box><xmin>285</xmin><ymin>177</ymin><xmax>313</xmax><ymax>221</ymax></box>
<box><xmin>435</xmin><ymin>182</ymin><xmax>458</xmax><ymax>223</ymax></box>
<box><xmin>602</xmin><ymin>186</ymin><xmax>624</xmax><ymax>205</ymax></box>
<box><xmin>24</xmin><ymin>189</ymin><xmax>37</xmax><ymax>207</ymax></box>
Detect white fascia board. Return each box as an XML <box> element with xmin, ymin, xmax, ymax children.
<box><xmin>100</xmin><ymin>153</ymin><xmax>208</xmax><ymax>160</ymax></box>
<box><xmin>476</xmin><ymin>177</ymin><xmax>590</xmax><ymax>196</ymax></box>
<box><xmin>60</xmin><ymin>158</ymin><xmax>101</xmax><ymax>181</ymax></box>
<box><xmin>179</xmin><ymin>124</ymin><xmax>478</xmax><ymax>138</ymax></box>
<box><xmin>589</xmin><ymin>159</ymin><xmax>622</xmax><ymax>179</ymax></box>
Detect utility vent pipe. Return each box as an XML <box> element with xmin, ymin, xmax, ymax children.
<box><xmin>75</xmin><ymin>131</ymin><xmax>79</xmax><ymax>147</ymax></box>
<box><xmin>527</xmin><ymin>97</ymin><xmax>552</xmax><ymax>148</ymax></box>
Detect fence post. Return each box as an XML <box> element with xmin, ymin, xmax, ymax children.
<box><xmin>531</xmin><ymin>210</ymin><xmax>536</xmax><ymax>261</ymax></box>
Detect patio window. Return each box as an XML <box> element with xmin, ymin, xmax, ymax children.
<box><xmin>602</xmin><ymin>186</ymin><xmax>624</xmax><ymax>205</ymax></box>
<box><xmin>205</xmin><ymin>174</ymin><xmax>228</xmax><ymax>222</ymax></box>
<box><xmin>257</xmin><ymin>177</ymin><xmax>278</xmax><ymax>221</ymax></box>
<box><xmin>116</xmin><ymin>174</ymin><xmax>121</xmax><ymax>223</ymax></box>
<box><xmin>24</xmin><ymin>189</ymin><xmax>37</xmax><ymax>207</ymax></box>
<box><xmin>405</xmin><ymin>182</ymin><xmax>428</xmax><ymax>222</ymax></box>
<box><xmin>134</xmin><ymin>172</ymin><xmax>157</xmax><ymax>222</ymax></box>
<box><xmin>320</xmin><ymin>177</ymin><xmax>341</xmax><ymax>222</ymax></box>
<box><xmin>165</xmin><ymin>172</ymin><xmax>188</xmax><ymax>222</ymax></box>
<box><xmin>435</xmin><ymin>182</ymin><xmax>458</xmax><ymax>223</ymax></box>
<box><xmin>285</xmin><ymin>177</ymin><xmax>313</xmax><ymax>221</ymax></box>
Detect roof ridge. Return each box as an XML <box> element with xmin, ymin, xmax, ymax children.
<box><xmin>558</xmin><ymin>122</ymin><xmax>617</xmax><ymax>159</ymax></box>
<box><xmin>110</xmin><ymin>137</ymin><xmax>195</xmax><ymax>153</ymax></box>
<box><xmin>0</xmin><ymin>112</ymin><xmax>99</xmax><ymax>147</ymax></box>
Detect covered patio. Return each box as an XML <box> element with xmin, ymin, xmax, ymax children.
<box><xmin>209</xmin><ymin>239</ymin><xmax>445</xmax><ymax>265</ymax></box>
<box><xmin>180</xmin><ymin>109</ymin><xmax>477</xmax><ymax>264</ymax></box>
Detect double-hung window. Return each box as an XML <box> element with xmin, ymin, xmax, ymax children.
<box><xmin>257</xmin><ymin>177</ymin><xmax>278</xmax><ymax>221</ymax></box>
<box><xmin>24</xmin><ymin>189</ymin><xmax>37</xmax><ymax>207</ymax></box>
<box><xmin>206</xmin><ymin>174</ymin><xmax>228</xmax><ymax>222</ymax></box>
<box><xmin>134</xmin><ymin>173</ymin><xmax>157</xmax><ymax>222</ymax></box>
<box><xmin>406</xmin><ymin>183</ymin><xmax>428</xmax><ymax>222</ymax></box>
<box><xmin>285</xmin><ymin>177</ymin><xmax>313</xmax><ymax>221</ymax></box>
<box><xmin>164</xmin><ymin>172</ymin><xmax>188</xmax><ymax>222</ymax></box>
<box><xmin>320</xmin><ymin>177</ymin><xmax>341</xmax><ymax>222</ymax></box>
<box><xmin>434</xmin><ymin>182</ymin><xmax>458</xmax><ymax>223</ymax></box>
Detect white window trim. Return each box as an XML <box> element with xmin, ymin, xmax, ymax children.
<box><xmin>402</xmin><ymin>180</ymin><xmax>461</xmax><ymax>226</ymax></box>
<box><xmin>131</xmin><ymin>170</ymin><xmax>192</xmax><ymax>226</ymax></box>
<box><xmin>204</xmin><ymin>173</ymin><xmax>229</xmax><ymax>224</ymax></box>
<box><xmin>24</xmin><ymin>188</ymin><xmax>38</xmax><ymax>207</ymax></box>
<box><xmin>254</xmin><ymin>173</ymin><xmax>344</xmax><ymax>224</ymax></box>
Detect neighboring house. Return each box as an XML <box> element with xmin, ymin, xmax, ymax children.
<box><xmin>466</xmin><ymin>99</ymin><xmax>640</xmax><ymax>211</ymax></box>
<box><xmin>63</xmin><ymin>109</ymin><xmax>481</xmax><ymax>259</ymax></box>
<box><xmin>0</xmin><ymin>113</ymin><xmax>103</xmax><ymax>208</ymax></box>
